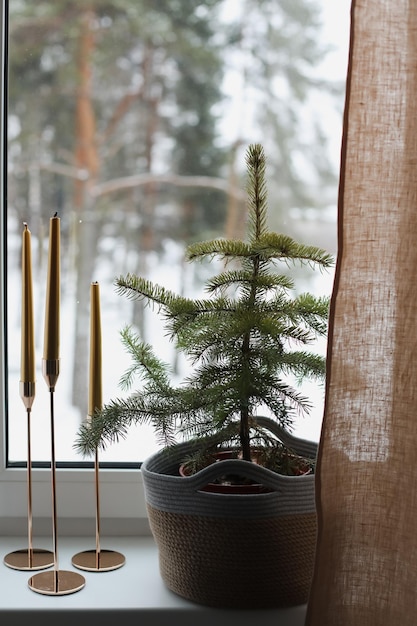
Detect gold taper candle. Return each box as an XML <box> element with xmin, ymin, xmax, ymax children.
<box><xmin>88</xmin><ymin>282</ymin><xmax>102</xmax><ymax>417</ymax></box>
<box><xmin>21</xmin><ymin>223</ymin><xmax>35</xmax><ymax>384</ymax></box>
<box><xmin>20</xmin><ymin>223</ymin><xmax>36</xmax><ymax>410</ymax></box>
<box><xmin>43</xmin><ymin>214</ymin><xmax>60</xmax><ymax>362</ymax></box>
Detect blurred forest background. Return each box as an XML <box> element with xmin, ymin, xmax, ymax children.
<box><xmin>6</xmin><ymin>0</ymin><xmax>347</xmax><ymax>462</ymax></box>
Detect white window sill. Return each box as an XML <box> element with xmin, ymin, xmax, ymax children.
<box><xmin>0</xmin><ymin>536</ymin><xmax>308</xmax><ymax>626</ymax></box>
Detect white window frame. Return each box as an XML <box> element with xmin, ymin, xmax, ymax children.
<box><xmin>0</xmin><ymin>0</ymin><xmax>148</xmax><ymax>535</ymax></box>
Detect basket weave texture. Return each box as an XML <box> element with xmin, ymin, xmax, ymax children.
<box><xmin>141</xmin><ymin>417</ymin><xmax>318</xmax><ymax>609</ymax></box>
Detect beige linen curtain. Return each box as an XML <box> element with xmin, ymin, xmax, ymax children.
<box><xmin>306</xmin><ymin>0</ymin><xmax>417</xmax><ymax>623</ymax></box>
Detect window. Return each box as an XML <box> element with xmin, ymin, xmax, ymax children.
<box><xmin>0</xmin><ymin>0</ymin><xmax>349</xmax><ymax>529</ymax></box>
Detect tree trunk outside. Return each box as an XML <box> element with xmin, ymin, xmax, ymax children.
<box><xmin>71</xmin><ymin>9</ymin><xmax>100</xmax><ymax>413</ymax></box>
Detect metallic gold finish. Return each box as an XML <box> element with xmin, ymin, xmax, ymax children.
<box><xmin>21</xmin><ymin>223</ymin><xmax>36</xmax><ymax>384</ymax></box>
<box><xmin>71</xmin><ymin>449</ymin><xmax>126</xmax><ymax>573</ymax></box>
<box><xmin>28</xmin><ymin>570</ymin><xmax>85</xmax><ymax>595</ymax></box>
<box><xmin>19</xmin><ymin>381</ymin><xmax>35</xmax><ymax>411</ymax></box>
<box><xmin>43</xmin><ymin>214</ymin><xmax>60</xmax><ymax>362</ymax></box>
<box><xmin>88</xmin><ymin>283</ymin><xmax>102</xmax><ymax>417</ymax></box>
<box><xmin>42</xmin><ymin>358</ymin><xmax>60</xmax><ymax>392</ymax></box>
<box><xmin>28</xmin><ymin>389</ymin><xmax>84</xmax><ymax>595</ymax></box>
<box><xmin>71</xmin><ymin>549</ymin><xmax>125</xmax><ymax>572</ymax></box>
<box><xmin>11</xmin><ymin>238</ymin><xmax>52</xmax><ymax>571</ymax></box>
<box><xmin>4</xmin><ymin>407</ymin><xmax>54</xmax><ymax>571</ymax></box>
<box><xmin>48</xmin><ymin>390</ymin><xmax>59</xmax><ymax>578</ymax></box>
<box><xmin>4</xmin><ymin>549</ymin><xmax>54</xmax><ymax>571</ymax></box>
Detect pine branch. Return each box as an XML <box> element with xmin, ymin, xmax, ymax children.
<box><xmin>254</xmin><ymin>233</ymin><xmax>334</xmax><ymax>268</ymax></box>
<box><xmin>186</xmin><ymin>239</ymin><xmax>253</xmax><ymax>261</ymax></box>
<box><xmin>245</xmin><ymin>143</ymin><xmax>268</xmax><ymax>242</ymax></box>
<box><xmin>205</xmin><ymin>271</ymin><xmax>294</xmax><ymax>294</ymax></box>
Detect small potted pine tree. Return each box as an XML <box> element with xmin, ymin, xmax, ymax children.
<box><xmin>75</xmin><ymin>143</ymin><xmax>334</xmax><ymax>609</ymax></box>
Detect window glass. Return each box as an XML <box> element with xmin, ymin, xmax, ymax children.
<box><xmin>6</xmin><ymin>0</ymin><xmax>349</xmax><ymax>465</ymax></box>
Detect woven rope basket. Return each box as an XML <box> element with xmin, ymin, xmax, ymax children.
<box><xmin>141</xmin><ymin>416</ymin><xmax>318</xmax><ymax>609</ymax></box>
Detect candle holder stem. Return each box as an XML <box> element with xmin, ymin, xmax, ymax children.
<box><xmin>49</xmin><ymin>388</ymin><xmax>59</xmax><ymax>583</ymax></box>
<box><xmin>4</xmin><ymin>385</ymin><xmax>54</xmax><ymax>571</ymax></box>
<box><xmin>27</xmin><ymin>408</ymin><xmax>34</xmax><ymax>568</ymax></box>
<box><xmin>28</xmin><ymin>371</ymin><xmax>85</xmax><ymax>595</ymax></box>
<box><xmin>72</xmin><ymin>447</ymin><xmax>125</xmax><ymax>572</ymax></box>
<box><xmin>95</xmin><ymin>449</ymin><xmax>101</xmax><ymax>566</ymax></box>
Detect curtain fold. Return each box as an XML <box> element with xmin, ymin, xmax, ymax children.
<box><xmin>306</xmin><ymin>0</ymin><xmax>417</xmax><ymax>623</ymax></box>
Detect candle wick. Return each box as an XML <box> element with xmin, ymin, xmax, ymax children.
<box><xmin>53</xmin><ymin>212</ymin><xmax>58</xmax><ymax>218</ymax></box>
<box><xmin>23</xmin><ymin>222</ymin><xmax>28</xmax><ymax>230</ymax></box>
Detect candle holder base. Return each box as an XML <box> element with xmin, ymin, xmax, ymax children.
<box><xmin>4</xmin><ymin>548</ymin><xmax>54</xmax><ymax>571</ymax></box>
<box><xmin>71</xmin><ymin>549</ymin><xmax>125</xmax><ymax>572</ymax></box>
<box><xmin>28</xmin><ymin>569</ymin><xmax>85</xmax><ymax>595</ymax></box>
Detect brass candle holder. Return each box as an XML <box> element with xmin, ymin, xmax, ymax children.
<box><xmin>71</xmin><ymin>448</ymin><xmax>125</xmax><ymax>572</ymax></box>
<box><xmin>3</xmin><ymin>382</ymin><xmax>54</xmax><ymax>572</ymax></box>
<box><xmin>72</xmin><ymin>281</ymin><xmax>125</xmax><ymax>572</ymax></box>
<box><xmin>6</xmin><ymin>223</ymin><xmax>54</xmax><ymax>571</ymax></box>
<box><xmin>28</xmin><ymin>361</ymin><xmax>85</xmax><ymax>595</ymax></box>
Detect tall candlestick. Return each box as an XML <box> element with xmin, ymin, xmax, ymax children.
<box><xmin>88</xmin><ymin>281</ymin><xmax>102</xmax><ymax>418</ymax></box>
<box><xmin>42</xmin><ymin>213</ymin><xmax>60</xmax><ymax>391</ymax></box>
<box><xmin>31</xmin><ymin>212</ymin><xmax>85</xmax><ymax>594</ymax></box>
<box><xmin>20</xmin><ymin>223</ymin><xmax>35</xmax><ymax>403</ymax></box>
<box><xmin>72</xmin><ymin>280</ymin><xmax>125</xmax><ymax>573</ymax></box>
<box><xmin>5</xmin><ymin>224</ymin><xmax>55</xmax><ymax>572</ymax></box>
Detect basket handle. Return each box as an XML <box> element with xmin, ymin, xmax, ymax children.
<box><xmin>182</xmin><ymin>458</ymin><xmax>308</xmax><ymax>493</ymax></box>
<box><xmin>255</xmin><ymin>415</ymin><xmax>318</xmax><ymax>459</ymax></box>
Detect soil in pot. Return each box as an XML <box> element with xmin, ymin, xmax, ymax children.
<box><xmin>179</xmin><ymin>448</ymin><xmax>313</xmax><ymax>494</ymax></box>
